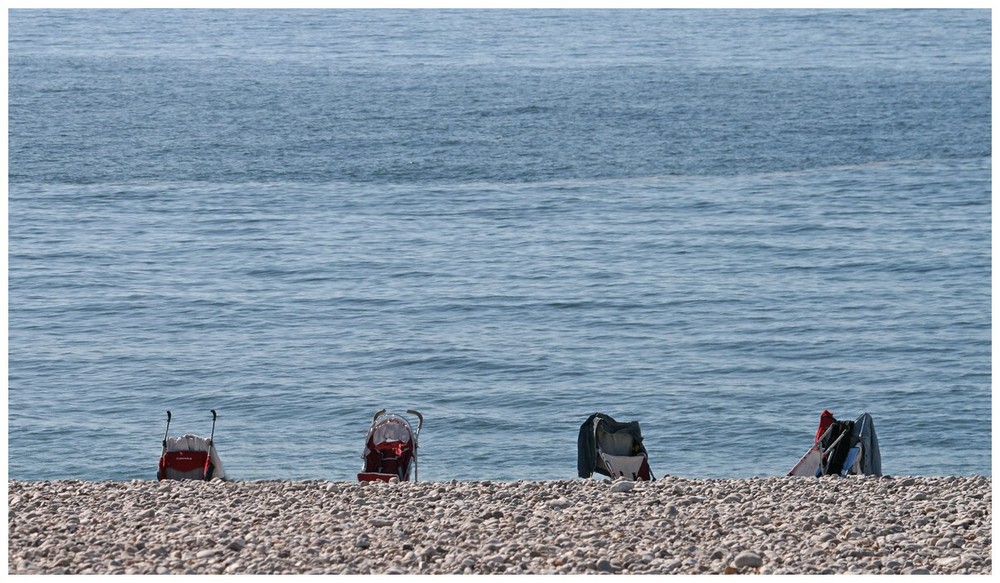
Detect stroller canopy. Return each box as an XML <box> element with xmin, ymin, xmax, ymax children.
<box><xmin>368</xmin><ymin>415</ymin><xmax>413</xmax><ymax>444</ymax></box>
<box><xmin>577</xmin><ymin>412</ymin><xmax>654</xmax><ymax>481</ymax></box>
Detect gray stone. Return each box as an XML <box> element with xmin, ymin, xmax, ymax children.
<box><xmin>733</xmin><ymin>551</ymin><xmax>763</xmax><ymax>569</ymax></box>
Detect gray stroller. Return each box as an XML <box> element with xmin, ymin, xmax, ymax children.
<box><xmin>577</xmin><ymin>412</ymin><xmax>654</xmax><ymax>481</ymax></box>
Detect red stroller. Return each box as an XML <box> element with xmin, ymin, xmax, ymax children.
<box><xmin>157</xmin><ymin>410</ymin><xmax>226</xmax><ymax>481</ymax></box>
<box><xmin>358</xmin><ymin>409</ymin><xmax>423</xmax><ymax>482</ymax></box>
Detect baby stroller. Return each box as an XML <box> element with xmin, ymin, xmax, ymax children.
<box><xmin>157</xmin><ymin>410</ymin><xmax>226</xmax><ymax>481</ymax></box>
<box><xmin>788</xmin><ymin>409</ymin><xmax>882</xmax><ymax>477</ymax></box>
<box><xmin>577</xmin><ymin>412</ymin><xmax>654</xmax><ymax>481</ymax></box>
<box><xmin>358</xmin><ymin>409</ymin><xmax>423</xmax><ymax>482</ymax></box>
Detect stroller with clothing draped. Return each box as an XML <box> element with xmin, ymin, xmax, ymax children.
<box><xmin>577</xmin><ymin>412</ymin><xmax>655</xmax><ymax>481</ymax></box>
<box><xmin>788</xmin><ymin>409</ymin><xmax>882</xmax><ymax>477</ymax></box>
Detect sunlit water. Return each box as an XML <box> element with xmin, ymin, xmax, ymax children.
<box><xmin>8</xmin><ymin>10</ymin><xmax>991</xmax><ymax>481</ymax></box>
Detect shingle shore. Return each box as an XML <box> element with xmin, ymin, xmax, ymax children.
<box><xmin>7</xmin><ymin>476</ymin><xmax>991</xmax><ymax>575</ymax></box>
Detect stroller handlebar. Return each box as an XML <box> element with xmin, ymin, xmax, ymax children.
<box><xmin>406</xmin><ymin>409</ymin><xmax>424</xmax><ymax>436</ymax></box>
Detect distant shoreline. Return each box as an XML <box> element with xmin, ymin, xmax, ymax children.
<box><xmin>8</xmin><ymin>476</ymin><xmax>991</xmax><ymax>575</ymax></box>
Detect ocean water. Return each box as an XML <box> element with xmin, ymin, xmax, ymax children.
<box><xmin>8</xmin><ymin>9</ymin><xmax>991</xmax><ymax>481</ymax></box>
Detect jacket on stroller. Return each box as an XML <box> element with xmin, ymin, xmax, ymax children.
<box><xmin>788</xmin><ymin>409</ymin><xmax>881</xmax><ymax>477</ymax></box>
<box><xmin>157</xmin><ymin>410</ymin><xmax>225</xmax><ymax>481</ymax></box>
<box><xmin>577</xmin><ymin>412</ymin><xmax>654</xmax><ymax>481</ymax></box>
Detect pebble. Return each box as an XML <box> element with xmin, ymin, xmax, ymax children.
<box><xmin>6</xmin><ymin>476</ymin><xmax>991</xmax><ymax>575</ymax></box>
<box><xmin>733</xmin><ymin>550</ymin><xmax>763</xmax><ymax>569</ymax></box>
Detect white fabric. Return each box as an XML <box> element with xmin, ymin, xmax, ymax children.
<box><xmin>372</xmin><ymin>419</ymin><xmax>412</xmax><ymax>444</ymax></box>
<box><xmin>595</xmin><ymin>424</ymin><xmax>637</xmax><ymax>456</ymax></box>
<box><xmin>165</xmin><ymin>434</ymin><xmax>212</xmax><ymax>452</ymax></box>
<box><xmin>600</xmin><ymin>453</ymin><xmax>646</xmax><ymax>480</ymax></box>
<box><xmin>787</xmin><ymin>445</ymin><xmax>822</xmax><ymax>477</ymax></box>
<box><xmin>165</xmin><ymin>434</ymin><xmax>226</xmax><ymax>480</ymax></box>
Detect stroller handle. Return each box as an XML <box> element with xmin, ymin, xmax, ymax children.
<box><xmin>209</xmin><ymin>409</ymin><xmax>217</xmax><ymax>445</ymax></box>
<box><xmin>371</xmin><ymin>408</ymin><xmax>387</xmax><ymax>425</ymax></box>
<box><xmin>161</xmin><ymin>410</ymin><xmax>172</xmax><ymax>450</ymax></box>
<box><xmin>406</xmin><ymin>409</ymin><xmax>424</xmax><ymax>437</ymax></box>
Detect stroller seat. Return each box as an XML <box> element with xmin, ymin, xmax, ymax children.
<box><xmin>159</xmin><ymin>435</ymin><xmax>216</xmax><ymax>480</ymax></box>
<box><xmin>599</xmin><ymin>452</ymin><xmax>652</xmax><ymax>481</ymax></box>
<box><xmin>369</xmin><ymin>440</ymin><xmax>407</xmax><ymax>479</ymax></box>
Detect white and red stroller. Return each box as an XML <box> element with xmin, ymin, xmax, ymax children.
<box><xmin>157</xmin><ymin>410</ymin><xmax>226</xmax><ymax>481</ymax></box>
<box><xmin>358</xmin><ymin>409</ymin><xmax>423</xmax><ymax>482</ymax></box>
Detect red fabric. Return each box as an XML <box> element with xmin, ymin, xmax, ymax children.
<box><xmin>375</xmin><ymin>440</ymin><xmax>406</xmax><ymax>457</ymax></box>
<box><xmin>637</xmin><ymin>457</ymin><xmax>653</xmax><ymax>481</ymax></box>
<box><xmin>158</xmin><ymin>451</ymin><xmax>210</xmax><ymax>480</ymax></box>
<box><xmin>162</xmin><ymin>451</ymin><xmax>209</xmax><ymax>473</ymax></box>
<box><xmin>815</xmin><ymin>410</ymin><xmax>836</xmax><ymax>442</ymax></box>
<box><xmin>360</xmin><ymin>439</ymin><xmax>414</xmax><ymax>481</ymax></box>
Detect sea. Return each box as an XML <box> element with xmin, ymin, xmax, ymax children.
<box><xmin>7</xmin><ymin>9</ymin><xmax>992</xmax><ymax>482</ymax></box>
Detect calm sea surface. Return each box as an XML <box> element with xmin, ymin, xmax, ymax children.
<box><xmin>8</xmin><ymin>10</ymin><xmax>991</xmax><ymax>481</ymax></box>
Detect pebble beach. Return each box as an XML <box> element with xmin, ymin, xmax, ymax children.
<box><xmin>7</xmin><ymin>476</ymin><xmax>991</xmax><ymax>575</ymax></box>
